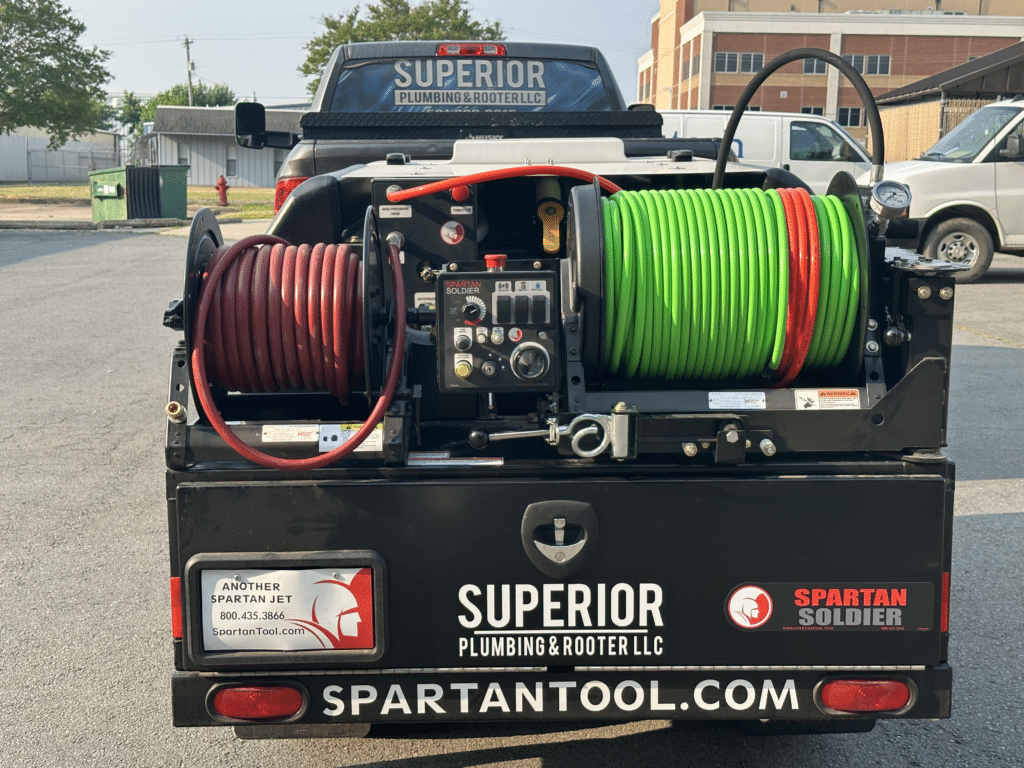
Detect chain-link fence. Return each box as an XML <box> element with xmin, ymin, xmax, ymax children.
<box><xmin>26</xmin><ymin>146</ymin><xmax>118</xmax><ymax>182</ymax></box>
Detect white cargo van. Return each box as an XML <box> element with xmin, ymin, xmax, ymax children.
<box><xmin>858</xmin><ymin>98</ymin><xmax>1024</xmax><ymax>283</ymax></box>
<box><xmin>658</xmin><ymin>110</ymin><xmax>871</xmax><ymax>194</ymax></box>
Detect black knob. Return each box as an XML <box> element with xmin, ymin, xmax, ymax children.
<box><xmin>462</xmin><ymin>302</ymin><xmax>482</xmax><ymax>321</ymax></box>
<box><xmin>454</xmin><ymin>334</ymin><xmax>472</xmax><ymax>351</ymax></box>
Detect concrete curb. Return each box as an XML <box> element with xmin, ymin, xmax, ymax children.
<box><xmin>0</xmin><ymin>218</ymin><xmax>190</xmax><ymax>231</ymax></box>
<box><xmin>0</xmin><ymin>217</ymin><xmax>250</xmax><ymax>231</ymax></box>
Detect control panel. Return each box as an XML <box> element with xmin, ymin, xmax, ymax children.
<box><xmin>436</xmin><ymin>271</ymin><xmax>559</xmax><ymax>393</ymax></box>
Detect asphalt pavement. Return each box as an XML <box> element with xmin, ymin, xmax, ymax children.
<box><xmin>0</xmin><ymin>227</ymin><xmax>1021</xmax><ymax>768</ymax></box>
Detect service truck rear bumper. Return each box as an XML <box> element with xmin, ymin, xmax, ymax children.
<box><xmin>168</xmin><ymin>459</ymin><xmax>954</xmax><ymax>727</ymax></box>
<box><xmin>172</xmin><ymin>665</ymin><xmax>951</xmax><ymax>726</ymax></box>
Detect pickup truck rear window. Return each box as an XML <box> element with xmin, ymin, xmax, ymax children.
<box><xmin>329</xmin><ymin>58</ymin><xmax>612</xmax><ymax>112</ymax></box>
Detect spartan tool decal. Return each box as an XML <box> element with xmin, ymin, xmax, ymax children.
<box><xmin>725</xmin><ymin>582</ymin><xmax>935</xmax><ymax>632</ymax></box>
<box><xmin>201</xmin><ymin>568</ymin><xmax>375</xmax><ymax>652</ymax></box>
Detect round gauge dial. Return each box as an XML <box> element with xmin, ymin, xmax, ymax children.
<box><xmin>870</xmin><ymin>180</ymin><xmax>912</xmax><ymax>219</ymax></box>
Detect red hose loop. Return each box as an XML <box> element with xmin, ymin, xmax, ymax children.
<box><xmin>778</xmin><ymin>189</ymin><xmax>821</xmax><ymax>387</ymax></box>
<box><xmin>774</xmin><ymin>188</ymin><xmax>822</xmax><ymax>387</ymax></box>
<box><xmin>386</xmin><ymin>165</ymin><xmax>623</xmax><ymax>202</ymax></box>
<box><xmin>775</xmin><ymin>188</ymin><xmax>805</xmax><ymax>381</ymax></box>
<box><xmin>252</xmin><ymin>245</ymin><xmax>276</xmax><ymax>391</ymax></box>
<box><xmin>191</xmin><ymin>234</ymin><xmax>406</xmax><ymax>470</ymax></box>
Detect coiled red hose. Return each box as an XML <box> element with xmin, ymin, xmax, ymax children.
<box><xmin>204</xmin><ymin>242</ymin><xmax>364</xmax><ymax>401</ymax></box>
<box><xmin>191</xmin><ymin>235</ymin><xmax>406</xmax><ymax>470</ymax></box>
<box><xmin>774</xmin><ymin>187</ymin><xmax>821</xmax><ymax>387</ymax></box>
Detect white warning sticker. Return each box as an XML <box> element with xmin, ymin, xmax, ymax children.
<box><xmin>262</xmin><ymin>425</ymin><xmax>320</xmax><ymax>443</ymax></box>
<box><xmin>708</xmin><ymin>392</ymin><xmax>767</xmax><ymax>410</ymax></box>
<box><xmin>319</xmin><ymin>423</ymin><xmax>384</xmax><ymax>453</ymax></box>
<box><xmin>794</xmin><ymin>389</ymin><xmax>862</xmax><ymax>410</ymax></box>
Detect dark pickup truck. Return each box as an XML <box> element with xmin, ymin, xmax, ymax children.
<box><xmin>236</xmin><ymin>40</ymin><xmax>732</xmax><ymax>211</ymax></box>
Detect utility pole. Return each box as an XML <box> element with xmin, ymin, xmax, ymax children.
<box><xmin>183</xmin><ymin>37</ymin><xmax>194</xmax><ymax>106</ymax></box>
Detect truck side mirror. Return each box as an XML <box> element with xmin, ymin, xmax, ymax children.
<box><xmin>999</xmin><ymin>133</ymin><xmax>1022</xmax><ymax>159</ymax></box>
<box><xmin>236</xmin><ymin>102</ymin><xmax>267</xmax><ymax>150</ymax></box>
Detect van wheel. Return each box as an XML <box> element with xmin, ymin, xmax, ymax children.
<box><xmin>922</xmin><ymin>217</ymin><xmax>993</xmax><ymax>283</ymax></box>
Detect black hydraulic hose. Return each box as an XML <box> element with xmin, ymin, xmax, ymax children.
<box><xmin>712</xmin><ymin>48</ymin><xmax>885</xmax><ymax>190</ymax></box>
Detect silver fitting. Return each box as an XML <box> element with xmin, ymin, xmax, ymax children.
<box><xmin>760</xmin><ymin>438</ymin><xmax>777</xmax><ymax>457</ymax></box>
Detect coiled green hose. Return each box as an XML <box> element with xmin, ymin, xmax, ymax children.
<box><xmin>600</xmin><ymin>188</ymin><xmax>858</xmax><ymax>384</ymax></box>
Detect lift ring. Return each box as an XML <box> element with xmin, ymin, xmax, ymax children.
<box><xmin>570</xmin><ymin>417</ymin><xmax>611</xmax><ymax>458</ymax></box>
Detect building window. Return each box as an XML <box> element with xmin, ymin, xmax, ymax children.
<box><xmin>838</xmin><ymin>107</ymin><xmax>863</xmax><ymax>127</ymax></box>
<box><xmin>225</xmin><ymin>143</ymin><xmax>237</xmax><ymax>177</ymax></box>
<box><xmin>740</xmin><ymin>53</ymin><xmax>764</xmax><ymax>73</ymax></box>
<box><xmin>712</xmin><ymin>104</ymin><xmax>734</xmax><ymax>110</ymax></box>
<box><xmin>866</xmin><ymin>55</ymin><xmax>890</xmax><ymax>76</ymax></box>
<box><xmin>801</xmin><ymin>106</ymin><xmax>824</xmax><ymax>115</ymax></box>
<box><xmin>177</xmin><ymin>143</ymin><xmax>189</xmax><ymax>166</ymax></box>
<box><xmin>715</xmin><ymin>52</ymin><xmax>762</xmax><ymax>74</ymax></box>
<box><xmin>714</xmin><ymin>52</ymin><xmax>738</xmax><ymax>73</ymax></box>
<box><xmin>692</xmin><ymin>54</ymin><xmax>700</xmax><ymax>76</ymax></box>
<box><xmin>842</xmin><ymin>54</ymin><xmax>864</xmax><ymax>74</ymax></box>
<box><xmin>803</xmin><ymin>58</ymin><xmax>827</xmax><ymax>75</ymax></box>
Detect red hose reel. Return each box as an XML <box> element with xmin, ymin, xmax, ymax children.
<box><xmin>183</xmin><ymin>209</ymin><xmax>404</xmax><ymax>470</ymax></box>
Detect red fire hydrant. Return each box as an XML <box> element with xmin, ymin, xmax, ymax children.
<box><xmin>215</xmin><ymin>175</ymin><xmax>230</xmax><ymax>206</ymax></box>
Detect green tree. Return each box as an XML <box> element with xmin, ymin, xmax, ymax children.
<box><xmin>0</xmin><ymin>0</ymin><xmax>111</xmax><ymax>149</ymax></box>
<box><xmin>117</xmin><ymin>91</ymin><xmax>145</xmax><ymax>136</ymax></box>
<box><xmin>140</xmin><ymin>82</ymin><xmax>237</xmax><ymax>124</ymax></box>
<box><xmin>300</xmin><ymin>0</ymin><xmax>504</xmax><ymax>96</ymax></box>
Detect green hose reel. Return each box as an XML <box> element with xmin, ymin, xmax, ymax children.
<box><xmin>566</xmin><ymin>174</ymin><xmax>869</xmax><ymax>387</ymax></box>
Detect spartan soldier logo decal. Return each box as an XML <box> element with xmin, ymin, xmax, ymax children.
<box><xmin>727</xmin><ymin>585</ymin><xmax>773</xmax><ymax>629</ymax></box>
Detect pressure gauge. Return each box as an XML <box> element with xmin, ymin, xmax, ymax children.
<box><xmin>869</xmin><ymin>180</ymin><xmax>912</xmax><ymax>220</ymax></box>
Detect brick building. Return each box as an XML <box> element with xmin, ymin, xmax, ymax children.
<box><xmin>638</xmin><ymin>0</ymin><xmax>1024</xmax><ymax>143</ymax></box>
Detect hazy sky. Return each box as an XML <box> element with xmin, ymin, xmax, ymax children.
<box><xmin>71</xmin><ymin>0</ymin><xmax>658</xmax><ymax>104</ymax></box>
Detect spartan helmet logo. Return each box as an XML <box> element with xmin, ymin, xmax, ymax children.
<box><xmin>727</xmin><ymin>585</ymin><xmax>774</xmax><ymax>629</ymax></box>
<box><xmin>287</xmin><ymin>572</ymin><xmax>371</xmax><ymax>649</ymax></box>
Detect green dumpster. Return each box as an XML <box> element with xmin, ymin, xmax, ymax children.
<box><xmin>89</xmin><ymin>165</ymin><xmax>190</xmax><ymax>221</ymax></box>
<box><xmin>157</xmin><ymin>165</ymin><xmax>189</xmax><ymax>219</ymax></box>
<box><xmin>89</xmin><ymin>167</ymin><xmax>128</xmax><ymax>221</ymax></box>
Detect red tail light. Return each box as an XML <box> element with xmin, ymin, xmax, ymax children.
<box><xmin>940</xmin><ymin>571</ymin><xmax>950</xmax><ymax>633</ymax></box>
<box><xmin>436</xmin><ymin>43</ymin><xmax>506</xmax><ymax>56</ymax></box>
<box><xmin>820</xmin><ymin>679</ymin><xmax>912</xmax><ymax>713</ymax></box>
<box><xmin>211</xmin><ymin>685</ymin><xmax>304</xmax><ymax>721</ymax></box>
<box><xmin>274</xmin><ymin>176</ymin><xmax>310</xmax><ymax>213</ymax></box>
<box><xmin>170</xmin><ymin>576</ymin><xmax>182</xmax><ymax>639</ymax></box>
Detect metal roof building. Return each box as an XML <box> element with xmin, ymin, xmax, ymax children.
<box><xmin>141</xmin><ymin>106</ymin><xmax>303</xmax><ymax>187</ymax></box>
<box><xmin>873</xmin><ymin>42</ymin><xmax>1024</xmax><ymax>160</ymax></box>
